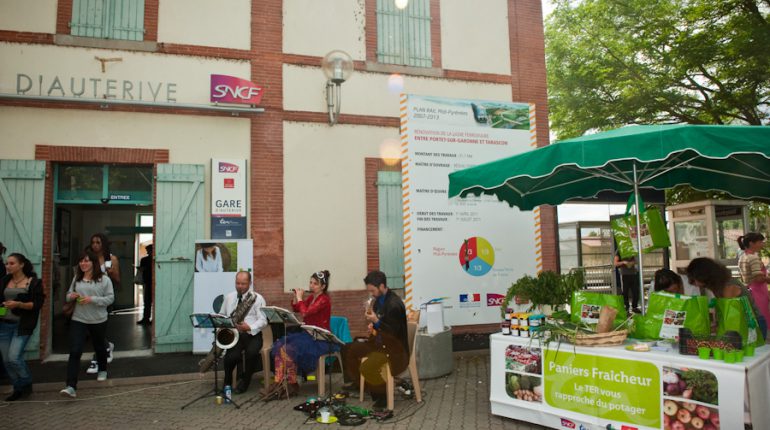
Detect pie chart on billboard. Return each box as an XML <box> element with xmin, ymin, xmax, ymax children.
<box><xmin>459</xmin><ymin>237</ymin><xmax>495</xmax><ymax>276</ymax></box>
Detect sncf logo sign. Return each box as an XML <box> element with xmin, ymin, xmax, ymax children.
<box><xmin>487</xmin><ymin>293</ymin><xmax>504</xmax><ymax>307</ymax></box>
<box><xmin>218</xmin><ymin>162</ymin><xmax>239</xmax><ymax>173</ymax></box>
<box><xmin>210</xmin><ymin>74</ymin><xmax>263</xmax><ymax>105</ymax></box>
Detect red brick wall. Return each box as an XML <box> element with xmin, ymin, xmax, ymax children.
<box><xmin>249</xmin><ymin>0</ymin><xmax>285</xmax><ymax>307</ymax></box>
<box><xmin>144</xmin><ymin>0</ymin><xmax>159</xmax><ymax>41</ymax></box>
<box><xmin>429</xmin><ymin>0</ymin><xmax>442</xmax><ymax>68</ymax></box>
<box><xmin>507</xmin><ymin>0</ymin><xmax>558</xmax><ymax>274</ymax></box>
<box><xmin>56</xmin><ymin>0</ymin><xmax>72</xmax><ymax>35</ymax></box>
<box><xmin>0</xmin><ymin>30</ymin><xmax>53</xmax><ymax>44</ymax></box>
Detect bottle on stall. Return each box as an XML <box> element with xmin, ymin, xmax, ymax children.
<box><xmin>224</xmin><ymin>385</ymin><xmax>232</xmax><ymax>404</ymax></box>
<box><xmin>501</xmin><ymin>318</ymin><xmax>511</xmax><ymax>335</ymax></box>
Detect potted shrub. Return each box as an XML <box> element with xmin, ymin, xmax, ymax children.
<box><xmin>500</xmin><ymin>269</ymin><xmax>584</xmax><ymax>318</ymax></box>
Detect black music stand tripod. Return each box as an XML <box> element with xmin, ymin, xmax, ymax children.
<box><xmin>182</xmin><ymin>313</ymin><xmax>241</xmax><ymax>410</ymax></box>
<box><xmin>258</xmin><ymin>306</ymin><xmax>301</xmax><ymax>401</ymax></box>
<box><xmin>301</xmin><ymin>324</ymin><xmax>345</xmax><ymax>403</ymax></box>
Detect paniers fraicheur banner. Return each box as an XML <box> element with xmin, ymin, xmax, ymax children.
<box><xmin>401</xmin><ymin>94</ymin><xmax>539</xmax><ymax>326</ymax></box>
<box><xmin>491</xmin><ymin>335</ymin><xmax>756</xmax><ymax>430</ymax></box>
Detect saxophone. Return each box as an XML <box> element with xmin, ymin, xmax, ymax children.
<box><xmin>198</xmin><ymin>291</ymin><xmax>258</xmax><ymax>373</ymax></box>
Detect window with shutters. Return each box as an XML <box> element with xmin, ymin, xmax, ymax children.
<box><xmin>377</xmin><ymin>170</ymin><xmax>405</xmax><ymax>289</ymax></box>
<box><xmin>70</xmin><ymin>0</ymin><xmax>145</xmax><ymax>41</ymax></box>
<box><xmin>376</xmin><ymin>0</ymin><xmax>432</xmax><ymax>68</ymax></box>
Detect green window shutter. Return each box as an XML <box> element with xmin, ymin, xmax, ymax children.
<box><xmin>377</xmin><ymin>171</ymin><xmax>405</xmax><ymax>289</ymax></box>
<box><xmin>377</xmin><ymin>0</ymin><xmax>404</xmax><ymax>65</ymax></box>
<box><xmin>376</xmin><ymin>0</ymin><xmax>431</xmax><ymax>67</ymax></box>
<box><xmin>110</xmin><ymin>0</ymin><xmax>145</xmax><ymax>41</ymax></box>
<box><xmin>71</xmin><ymin>0</ymin><xmax>106</xmax><ymax>38</ymax></box>
<box><xmin>0</xmin><ymin>160</ymin><xmax>46</xmax><ymax>359</ymax></box>
<box><xmin>404</xmin><ymin>0</ymin><xmax>431</xmax><ymax>67</ymax></box>
<box><xmin>71</xmin><ymin>0</ymin><xmax>144</xmax><ymax>41</ymax></box>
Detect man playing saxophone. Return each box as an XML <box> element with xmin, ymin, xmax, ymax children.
<box><xmin>222</xmin><ymin>270</ymin><xmax>267</xmax><ymax>395</ymax></box>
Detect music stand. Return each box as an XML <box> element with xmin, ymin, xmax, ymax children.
<box><xmin>261</xmin><ymin>306</ymin><xmax>301</xmax><ymax>325</ymax></box>
<box><xmin>257</xmin><ymin>306</ymin><xmax>301</xmax><ymax>401</ymax></box>
<box><xmin>182</xmin><ymin>313</ymin><xmax>241</xmax><ymax>410</ymax></box>
<box><xmin>301</xmin><ymin>324</ymin><xmax>345</xmax><ymax>402</ymax></box>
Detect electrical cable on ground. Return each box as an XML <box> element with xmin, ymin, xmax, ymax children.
<box><xmin>0</xmin><ymin>379</ymin><xmax>202</xmax><ymax>406</ymax></box>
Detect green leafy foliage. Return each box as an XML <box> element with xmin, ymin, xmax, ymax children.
<box><xmin>501</xmin><ymin>269</ymin><xmax>585</xmax><ymax>318</ymax></box>
<box><xmin>546</xmin><ymin>0</ymin><xmax>770</xmax><ymax>140</ymax></box>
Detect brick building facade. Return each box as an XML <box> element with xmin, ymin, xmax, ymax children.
<box><xmin>0</xmin><ymin>0</ymin><xmax>556</xmax><ymax>358</ymax></box>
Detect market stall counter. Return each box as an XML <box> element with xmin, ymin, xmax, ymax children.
<box><xmin>490</xmin><ymin>333</ymin><xmax>770</xmax><ymax>430</ymax></box>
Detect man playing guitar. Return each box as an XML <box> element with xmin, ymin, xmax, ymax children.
<box><xmin>341</xmin><ymin>270</ymin><xmax>408</xmax><ymax>410</ymax></box>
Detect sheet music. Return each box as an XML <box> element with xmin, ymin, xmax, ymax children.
<box><xmin>189</xmin><ymin>313</ymin><xmax>236</xmax><ymax>329</ymax></box>
<box><xmin>260</xmin><ymin>306</ymin><xmax>301</xmax><ymax>325</ymax></box>
<box><xmin>301</xmin><ymin>324</ymin><xmax>344</xmax><ymax>346</ymax></box>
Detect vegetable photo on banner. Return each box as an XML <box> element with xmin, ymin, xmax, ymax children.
<box><xmin>611</xmin><ymin>194</ymin><xmax>670</xmax><ymax>259</ymax></box>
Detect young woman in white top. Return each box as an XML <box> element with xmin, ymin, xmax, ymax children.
<box><xmin>60</xmin><ymin>250</ymin><xmax>114</xmax><ymax>398</ymax></box>
<box><xmin>85</xmin><ymin>233</ymin><xmax>118</xmax><ymax>373</ymax></box>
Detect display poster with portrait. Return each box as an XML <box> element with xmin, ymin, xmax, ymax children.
<box><xmin>193</xmin><ymin>239</ymin><xmax>254</xmax><ymax>353</ymax></box>
<box><xmin>402</xmin><ymin>94</ymin><xmax>538</xmax><ymax>326</ymax></box>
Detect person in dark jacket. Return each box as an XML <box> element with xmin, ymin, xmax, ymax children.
<box><xmin>0</xmin><ymin>252</ymin><xmax>45</xmax><ymax>401</ymax></box>
<box><xmin>341</xmin><ymin>270</ymin><xmax>408</xmax><ymax>410</ymax></box>
<box><xmin>136</xmin><ymin>244</ymin><xmax>153</xmax><ymax>325</ymax></box>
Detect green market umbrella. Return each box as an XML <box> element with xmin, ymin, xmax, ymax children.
<box><xmin>448</xmin><ymin>124</ymin><xmax>770</xmax><ymax>312</ymax></box>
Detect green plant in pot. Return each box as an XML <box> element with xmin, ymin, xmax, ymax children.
<box><xmin>500</xmin><ymin>269</ymin><xmax>584</xmax><ymax>318</ymax></box>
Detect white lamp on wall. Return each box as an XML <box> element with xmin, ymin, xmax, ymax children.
<box><xmin>322</xmin><ymin>50</ymin><xmax>354</xmax><ymax>126</ymax></box>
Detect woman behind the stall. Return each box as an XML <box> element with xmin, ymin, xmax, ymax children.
<box><xmin>652</xmin><ymin>268</ymin><xmax>684</xmax><ymax>294</ymax></box>
<box><xmin>738</xmin><ymin>233</ymin><xmax>770</xmax><ymax>339</ymax></box>
<box><xmin>686</xmin><ymin>257</ymin><xmax>767</xmax><ymax>339</ymax></box>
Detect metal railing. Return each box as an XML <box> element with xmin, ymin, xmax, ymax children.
<box><xmin>575</xmin><ymin>264</ymin><xmax>664</xmax><ymax>294</ymax></box>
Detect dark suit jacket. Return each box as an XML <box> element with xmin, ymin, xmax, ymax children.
<box><xmin>373</xmin><ymin>289</ymin><xmax>409</xmax><ymax>373</ymax></box>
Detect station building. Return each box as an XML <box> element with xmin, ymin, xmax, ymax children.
<box><xmin>0</xmin><ymin>0</ymin><xmax>555</xmax><ymax>359</ymax></box>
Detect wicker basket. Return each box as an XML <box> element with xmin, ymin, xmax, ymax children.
<box><xmin>572</xmin><ymin>329</ymin><xmax>628</xmax><ymax>347</ymax></box>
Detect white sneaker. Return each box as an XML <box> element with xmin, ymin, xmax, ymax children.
<box><xmin>97</xmin><ymin>371</ymin><xmax>108</xmax><ymax>382</ymax></box>
<box><xmin>86</xmin><ymin>360</ymin><xmax>98</xmax><ymax>374</ymax></box>
<box><xmin>107</xmin><ymin>342</ymin><xmax>114</xmax><ymax>363</ymax></box>
<box><xmin>60</xmin><ymin>386</ymin><xmax>76</xmax><ymax>398</ymax></box>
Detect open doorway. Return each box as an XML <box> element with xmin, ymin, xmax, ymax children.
<box><xmin>51</xmin><ymin>163</ymin><xmax>154</xmax><ymax>355</ymax></box>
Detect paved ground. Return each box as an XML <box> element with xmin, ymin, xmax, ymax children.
<box><xmin>3</xmin><ymin>351</ymin><xmax>546</xmax><ymax>430</ymax></box>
